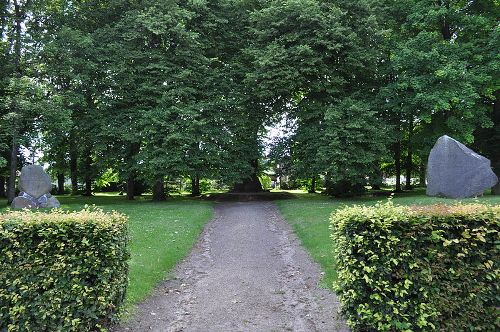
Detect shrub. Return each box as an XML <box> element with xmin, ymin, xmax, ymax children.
<box><xmin>324</xmin><ymin>180</ymin><xmax>365</xmax><ymax>197</ymax></box>
<box><xmin>0</xmin><ymin>207</ymin><xmax>129</xmax><ymax>331</ymax></box>
<box><xmin>331</xmin><ymin>201</ymin><xmax>499</xmax><ymax>331</ymax></box>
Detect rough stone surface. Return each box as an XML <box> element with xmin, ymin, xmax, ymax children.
<box><xmin>11</xmin><ymin>196</ymin><xmax>37</xmax><ymax>209</ymax></box>
<box><xmin>11</xmin><ymin>165</ymin><xmax>60</xmax><ymax>209</ymax></box>
<box><xmin>114</xmin><ymin>202</ymin><xmax>348</xmax><ymax>332</ymax></box>
<box><xmin>46</xmin><ymin>195</ymin><xmax>61</xmax><ymax>208</ymax></box>
<box><xmin>426</xmin><ymin>135</ymin><xmax>498</xmax><ymax>198</ymax></box>
<box><xmin>19</xmin><ymin>165</ymin><xmax>53</xmax><ymax>199</ymax></box>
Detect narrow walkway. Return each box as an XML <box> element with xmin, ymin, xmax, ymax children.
<box><xmin>116</xmin><ymin>202</ymin><xmax>348</xmax><ymax>332</ymax></box>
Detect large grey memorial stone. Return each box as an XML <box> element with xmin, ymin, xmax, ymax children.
<box><xmin>426</xmin><ymin>135</ymin><xmax>498</xmax><ymax>198</ymax></box>
<box><xmin>11</xmin><ymin>165</ymin><xmax>61</xmax><ymax>209</ymax></box>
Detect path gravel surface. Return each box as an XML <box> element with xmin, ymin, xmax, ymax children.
<box><xmin>115</xmin><ymin>202</ymin><xmax>349</xmax><ymax>332</ymax></box>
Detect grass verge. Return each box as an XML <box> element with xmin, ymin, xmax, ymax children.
<box><xmin>275</xmin><ymin>189</ymin><xmax>500</xmax><ymax>289</ymax></box>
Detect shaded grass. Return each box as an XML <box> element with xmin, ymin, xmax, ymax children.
<box><xmin>275</xmin><ymin>189</ymin><xmax>500</xmax><ymax>289</ymax></box>
<box><xmin>1</xmin><ymin>195</ymin><xmax>213</xmax><ymax>315</ymax></box>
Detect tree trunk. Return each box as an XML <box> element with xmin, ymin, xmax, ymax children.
<box><xmin>84</xmin><ymin>176</ymin><xmax>92</xmax><ymax>196</ymax></box>
<box><xmin>371</xmin><ymin>165</ymin><xmax>383</xmax><ymax>190</ymax></box>
<box><xmin>419</xmin><ymin>160</ymin><xmax>426</xmax><ymax>187</ymax></box>
<box><xmin>191</xmin><ymin>175</ymin><xmax>201</xmax><ymax>196</ymax></box>
<box><xmin>439</xmin><ymin>1</ymin><xmax>452</xmax><ymax>41</ymax></box>
<box><xmin>69</xmin><ymin>134</ymin><xmax>78</xmax><ymax>194</ymax></box>
<box><xmin>0</xmin><ymin>176</ymin><xmax>5</xmax><ymax>198</ymax></box>
<box><xmin>152</xmin><ymin>178</ymin><xmax>166</xmax><ymax>201</ymax></box>
<box><xmin>57</xmin><ymin>173</ymin><xmax>65</xmax><ymax>195</ymax></box>
<box><xmin>441</xmin><ymin>19</ymin><xmax>452</xmax><ymax>41</ymax></box>
<box><xmin>82</xmin><ymin>146</ymin><xmax>92</xmax><ymax>196</ymax></box>
<box><xmin>125</xmin><ymin>142</ymin><xmax>140</xmax><ymax>200</ymax></box>
<box><xmin>491</xmin><ymin>90</ymin><xmax>500</xmax><ymax>195</ymax></box>
<box><xmin>405</xmin><ymin>119</ymin><xmax>414</xmax><ymax>190</ymax></box>
<box><xmin>7</xmin><ymin>137</ymin><xmax>18</xmax><ymax>204</ymax></box>
<box><xmin>232</xmin><ymin>159</ymin><xmax>264</xmax><ymax>192</ymax></box>
<box><xmin>126</xmin><ymin>176</ymin><xmax>135</xmax><ymax>200</ymax></box>
<box><xmin>308</xmin><ymin>176</ymin><xmax>316</xmax><ymax>193</ymax></box>
<box><xmin>394</xmin><ymin>141</ymin><xmax>402</xmax><ymax>192</ymax></box>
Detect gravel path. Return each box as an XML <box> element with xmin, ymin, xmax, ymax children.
<box><xmin>115</xmin><ymin>202</ymin><xmax>348</xmax><ymax>332</ymax></box>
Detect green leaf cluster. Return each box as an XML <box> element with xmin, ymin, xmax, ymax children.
<box><xmin>0</xmin><ymin>208</ymin><xmax>129</xmax><ymax>331</ymax></box>
<box><xmin>331</xmin><ymin>201</ymin><xmax>499</xmax><ymax>331</ymax></box>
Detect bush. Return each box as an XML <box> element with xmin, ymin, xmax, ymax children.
<box><xmin>331</xmin><ymin>201</ymin><xmax>499</xmax><ymax>331</ymax></box>
<box><xmin>259</xmin><ymin>175</ymin><xmax>273</xmax><ymax>190</ymax></box>
<box><xmin>0</xmin><ymin>207</ymin><xmax>129</xmax><ymax>331</ymax></box>
<box><xmin>324</xmin><ymin>180</ymin><xmax>365</xmax><ymax>197</ymax></box>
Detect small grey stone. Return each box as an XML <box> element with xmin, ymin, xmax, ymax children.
<box><xmin>426</xmin><ymin>135</ymin><xmax>498</xmax><ymax>198</ymax></box>
<box><xmin>11</xmin><ymin>196</ymin><xmax>37</xmax><ymax>209</ymax></box>
<box><xmin>46</xmin><ymin>196</ymin><xmax>61</xmax><ymax>208</ymax></box>
<box><xmin>19</xmin><ymin>165</ymin><xmax>53</xmax><ymax>199</ymax></box>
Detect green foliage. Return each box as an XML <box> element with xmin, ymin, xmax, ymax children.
<box><xmin>331</xmin><ymin>201</ymin><xmax>499</xmax><ymax>331</ymax></box>
<box><xmin>0</xmin><ymin>207</ymin><xmax>129</xmax><ymax>331</ymax></box>
<box><xmin>321</xmin><ymin>98</ymin><xmax>388</xmax><ymax>194</ymax></box>
<box><xmin>0</xmin><ymin>194</ymin><xmax>216</xmax><ymax>313</ymax></box>
<box><xmin>259</xmin><ymin>174</ymin><xmax>273</xmax><ymax>190</ymax></box>
<box><xmin>249</xmin><ymin>0</ymin><xmax>390</xmax><ymax>191</ymax></box>
<box><xmin>2</xmin><ymin>0</ymin><xmax>499</xmax><ymax>198</ymax></box>
<box><xmin>374</xmin><ymin>0</ymin><xmax>499</xmax><ymax>180</ymax></box>
<box><xmin>94</xmin><ymin>168</ymin><xmax>120</xmax><ymax>189</ymax></box>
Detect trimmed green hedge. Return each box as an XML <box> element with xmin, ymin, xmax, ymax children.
<box><xmin>0</xmin><ymin>207</ymin><xmax>129</xmax><ymax>331</ymax></box>
<box><xmin>331</xmin><ymin>201</ymin><xmax>499</xmax><ymax>331</ymax></box>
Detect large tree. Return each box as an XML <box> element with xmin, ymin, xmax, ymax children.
<box><xmin>249</xmin><ymin>0</ymin><xmax>388</xmax><ymax>195</ymax></box>
<box><xmin>377</xmin><ymin>0</ymin><xmax>499</xmax><ymax>191</ymax></box>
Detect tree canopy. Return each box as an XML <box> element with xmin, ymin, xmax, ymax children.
<box><xmin>1</xmin><ymin>0</ymin><xmax>498</xmax><ymax>200</ymax></box>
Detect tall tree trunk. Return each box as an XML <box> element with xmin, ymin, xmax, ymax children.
<box><xmin>492</xmin><ymin>90</ymin><xmax>500</xmax><ymax>195</ymax></box>
<box><xmin>82</xmin><ymin>146</ymin><xmax>92</xmax><ymax>196</ymax></box>
<box><xmin>152</xmin><ymin>177</ymin><xmax>166</xmax><ymax>201</ymax></box>
<box><xmin>308</xmin><ymin>176</ymin><xmax>316</xmax><ymax>193</ymax></box>
<box><xmin>441</xmin><ymin>19</ymin><xmax>452</xmax><ymax>41</ymax></box>
<box><xmin>7</xmin><ymin>0</ymin><xmax>22</xmax><ymax>204</ymax></box>
<box><xmin>0</xmin><ymin>176</ymin><xmax>5</xmax><ymax>198</ymax></box>
<box><xmin>394</xmin><ymin>141</ymin><xmax>402</xmax><ymax>192</ymax></box>
<box><xmin>69</xmin><ymin>139</ymin><xmax>78</xmax><ymax>195</ymax></box>
<box><xmin>405</xmin><ymin>119</ymin><xmax>414</xmax><ymax>190</ymax></box>
<box><xmin>126</xmin><ymin>176</ymin><xmax>135</xmax><ymax>200</ymax></box>
<box><xmin>439</xmin><ymin>1</ymin><xmax>452</xmax><ymax>41</ymax></box>
<box><xmin>57</xmin><ymin>173</ymin><xmax>65</xmax><ymax>195</ymax></box>
<box><xmin>7</xmin><ymin>135</ymin><xmax>18</xmax><ymax>204</ymax></box>
<box><xmin>419</xmin><ymin>160</ymin><xmax>426</xmax><ymax>187</ymax></box>
<box><xmin>191</xmin><ymin>175</ymin><xmax>200</xmax><ymax>196</ymax></box>
<box><xmin>232</xmin><ymin>159</ymin><xmax>263</xmax><ymax>192</ymax></box>
<box><xmin>84</xmin><ymin>176</ymin><xmax>92</xmax><ymax>196</ymax></box>
<box><xmin>125</xmin><ymin>142</ymin><xmax>140</xmax><ymax>200</ymax></box>
<box><xmin>371</xmin><ymin>165</ymin><xmax>383</xmax><ymax>191</ymax></box>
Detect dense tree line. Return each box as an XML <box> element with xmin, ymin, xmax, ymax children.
<box><xmin>0</xmin><ymin>0</ymin><xmax>498</xmax><ymax>201</ymax></box>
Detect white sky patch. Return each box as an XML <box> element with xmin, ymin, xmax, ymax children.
<box><xmin>263</xmin><ymin>113</ymin><xmax>297</xmax><ymax>155</ymax></box>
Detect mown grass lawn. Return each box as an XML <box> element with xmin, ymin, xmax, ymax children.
<box><xmin>275</xmin><ymin>189</ymin><xmax>500</xmax><ymax>289</ymax></box>
<box><xmin>1</xmin><ymin>194</ymin><xmax>213</xmax><ymax>315</ymax></box>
